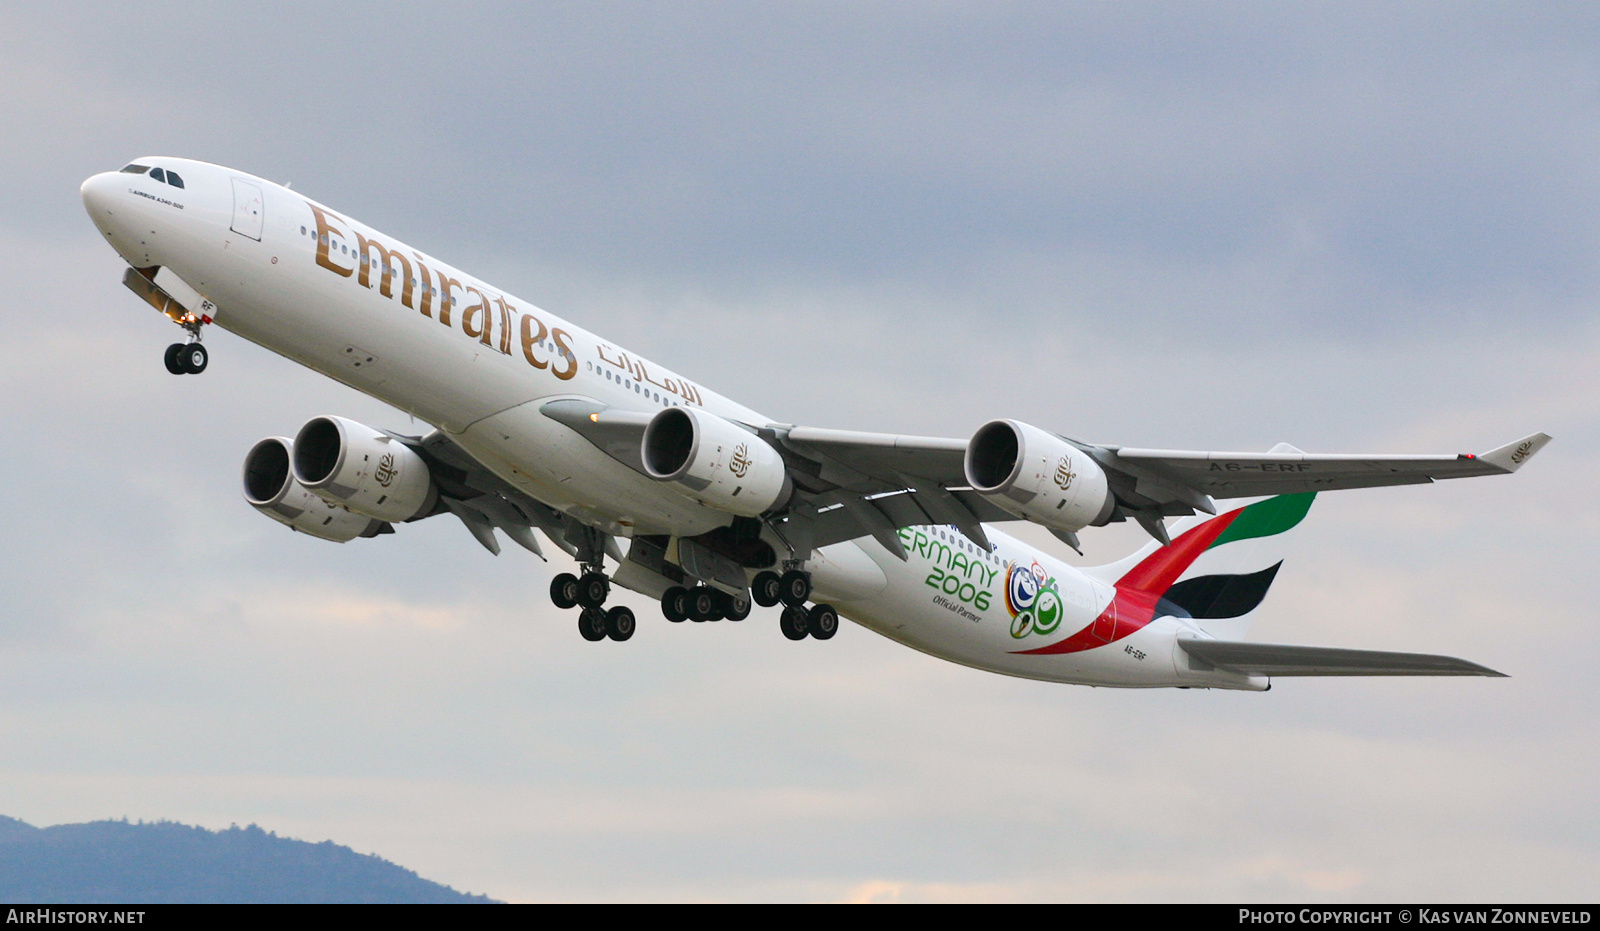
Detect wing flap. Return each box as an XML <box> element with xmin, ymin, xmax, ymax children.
<box><xmin>780</xmin><ymin>427</ymin><xmax>968</xmax><ymax>487</ymax></box>
<box><xmin>1179</xmin><ymin>639</ymin><xmax>1506</xmax><ymax>677</ymax></box>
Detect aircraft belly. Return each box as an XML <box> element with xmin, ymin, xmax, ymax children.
<box><xmin>821</xmin><ymin>531</ymin><xmax>1211</xmax><ymax>687</ymax></box>
<box><xmin>809</xmin><ymin>541</ymin><xmax>889</xmax><ymax>602</ymax></box>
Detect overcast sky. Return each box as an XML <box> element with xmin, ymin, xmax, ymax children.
<box><xmin>1</xmin><ymin>2</ymin><xmax>1596</xmax><ymax>901</ymax></box>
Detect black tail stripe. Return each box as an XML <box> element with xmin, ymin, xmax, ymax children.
<box><xmin>1160</xmin><ymin>562</ymin><xmax>1284</xmax><ymax>619</ymax></box>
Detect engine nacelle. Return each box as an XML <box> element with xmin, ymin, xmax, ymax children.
<box><xmin>242</xmin><ymin>437</ymin><xmax>388</xmax><ymax>542</ymax></box>
<box><xmin>290</xmin><ymin>416</ymin><xmax>438</xmax><ymax>523</ymax></box>
<box><xmin>964</xmin><ymin>419</ymin><xmax>1115</xmax><ymax>533</ymax></box>
<box><xmin>641</xmin><ymin>408</ymin><xmax>791</xmax><ymax>518</ymax></box>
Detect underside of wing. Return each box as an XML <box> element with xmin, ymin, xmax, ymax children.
<box><xmin>1179</xmin><ymin>639</ymin><xmax>1507</xmax><ymax>677</ymax></box>
<box><xmin>1109</xmin><ymin>432</ymin><xmax>1550</xmax><ymax>499</ymax></box>
<box><xmin>526</xmin><ymin>396</ymin><xmax>1551</xmax><ymax>555</ymax></box>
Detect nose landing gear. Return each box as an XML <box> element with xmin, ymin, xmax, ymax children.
<box><xmin>163</xmin><ymin>309</ymin><xmax>210</xmax><ymax>375</ymax></box>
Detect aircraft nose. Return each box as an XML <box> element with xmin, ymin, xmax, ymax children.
<box><xmin>80</xmin><ymin>171</ymin><xmax>121</xmax><ymax>215</ymax></box>
<box><xmin>81</xmin><ymin>171</ymin><xmax>124</xmax><ymax>212</ymax></box>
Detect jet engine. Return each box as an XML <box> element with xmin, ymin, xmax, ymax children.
<box><xmin>290</xmin><ymin>415</ymin><xmax>438</xmax><ymax>523</ymax></box>
<box><xmin>641</xmin><ymin>408</ymin><xmax>791</xmax><ymax>518</ymax></box>
<box><xmin>242</xmin><ymin>437</ymin><xmax>388</xmax><ymax>542</ymax></box>
<box><xmin>964</xmin><ymin>419</ymin><xmax>1115</xmax><ymax>533</ymax></box>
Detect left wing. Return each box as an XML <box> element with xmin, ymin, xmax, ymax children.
<box><xmin>1179</xmin><ymin>639</ymin><xmax>1507</xmax><ymax>677</ymax></box>
<box><xmin>1106</xmin><ymin>432</ymin><xmax>1552</xmax><ymax>499</ymax></box>
<box><xmin>766</xmin><ymin>425</ymin><xmax>1551</xmax><ymax>551</ymax></box>
<box><xmin>537</xmin><ymin>400</ymin><xmax>1550</xmax><ymax>554</ymax></box>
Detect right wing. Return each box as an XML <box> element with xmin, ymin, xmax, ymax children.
<box><xmin>1179</xmin><ymin>639</ymin><xmax>1507</xmax><ymax>677</ymax></box>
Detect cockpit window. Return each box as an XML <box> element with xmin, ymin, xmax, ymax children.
<box><xmin>149</xmin><ymin>167</ymin><xmax>166</xmax><ymax>183</ymax></box>
<box><xmin>120</xmin><ymin>164</ymin><xmax>150</xmax><ymax>174</ymax></box>
<box><xmin>166</xmin><ymin>171</ymin><xmax>184</xmax><ymax>189</ymax></box>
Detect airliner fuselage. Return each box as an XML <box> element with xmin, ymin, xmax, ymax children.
<box><xmin>80</xmin><ymin>157</ymin><xmax>1536</xmax><ymax>690</ymax></box>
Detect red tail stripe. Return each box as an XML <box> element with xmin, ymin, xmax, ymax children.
<box><xmin>1117</xmin><ymin>509</ymin><xmax>1241</xmax><ymax>594</ymax></box>
<box><xmin>1010</xmin><ymin>507</ymin><xmax>1244</xmax><ymax>657</ymax></box>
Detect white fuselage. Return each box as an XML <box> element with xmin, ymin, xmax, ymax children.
<box><xmin>82</xmin><ymin>158</ymin><xmax>1263</xmax><ymax>690</ymax></box>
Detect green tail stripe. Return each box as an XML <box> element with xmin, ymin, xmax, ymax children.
<box><xmin>1209</xmin><ymin>493</ymin><xmax>1316</xmax><ymax>548</ymax></box>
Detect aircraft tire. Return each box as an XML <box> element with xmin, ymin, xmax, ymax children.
<box><xmin>550</xmin><ymin>573</ymin><xmax>580</xmax><ymax>610</ymax></box>
<box><xmin>605</xmin><ymin>605</ymin><xmax>636</xmax><ymax>641</ymax></box>
<box><xmin>779</xmin><ymin>605</ymin><xmax>809</xmax><ymax>641</ymax></box>
<box><xmin>578</xmin><ymin>572</ymin><xmax>609</xmax><ymax>609</ymax></box>
<box><xmin>722</xmin><ymin>590</ymin><xmax>752</xmax><ymax>622</ymax></box>
<box><xmin>808</xmin><ymin>604</ymin><xmax>839</xmax><ymax>640</ymax></box>
<box><xmin>778</xmin><ymin>570</ymin><xmax>811</xmax><ymax>607</ymax></box>
<box><xmin>578</xmin><ymin>607</ymin><xmax>608</xmax><ymax>642</ymax></box>
<box><xmin>752</xmin><ymin>571</ymin><xmax>782</xmax><ymax>607</ymax></box>
<box><xmin>164</xmin><ymin>343</ymin><xmax>186</xmax><ymax>375</ymax></box>
<box><xmin>180</xmin><ymin>343</ymin><xmax>208</xmax><ymax>374</ymax></box>
<box><xmin>661</xmin><ymin>586</ymin><xmax>690</xmax><ymax>622</ymax></box>
<box><xmin>690</xmin><ymin>586</ymin><xmax>719</xmax><ymax>622</ymax></box>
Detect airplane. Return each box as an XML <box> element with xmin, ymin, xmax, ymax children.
<box><xmin>79</xmin><ymin>157</ymin><xmax>1550</xmax><ymax>691</ymax></box>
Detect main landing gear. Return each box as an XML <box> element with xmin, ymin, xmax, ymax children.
<box><xmin>550</xmin><ymin>562</ymin><xmax>634</xmax><ymax>642</ymax></box>
<box><xmin>551</xmin><ymin>560</ymin><xmax>838</xmax><ymax>643</ymax></box>
<box><xmin>751</xmin><ymin>568</ymin><xmax>838</xmax><ymax>641</ymax></box>
<box><xmin>659</xmin><ymin>585</ymin><xmax>752</xmax><ymax>623</ymax></box>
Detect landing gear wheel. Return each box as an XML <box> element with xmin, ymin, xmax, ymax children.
<box><xmin>550</xmin><ymin>573</ymin><xmax>580</xmax><ymax>610</ymax></box>
<box><xmin>578</xmin><ymin>607</ymin><xmax>608</xmax><ymax>642</ymax></box>
<box><xmin>163</xmin><ymin>343</ymin><xmax>186</xmax><ymax>375</ymax></box>
<box><xmin>179</xmin><ymin>343</ymin><xmax>208</xmax><ymax>374</ymax></box>
<box><xmin>689</xmin><ymin>586</ymin><xmax>720</xmax><ymax>622</ymax></box>
<box><xmin>605</xmin><ymin>606</ymin><xmax>636</xmax><ymax>641</ymax></box>
<box><xmin>779</xmin><ymin>569</ymin><xmax>811</xmax><ymax>607</ymax></box>
<box><xmin>752</xmin><ymin>571</ymin><xmax>782</xmax><ymax>607</ymax></box>
<box><xmin>577</xmin><ymin>572</ymin><xmax>610</xmax><ymax>609</ymax></box>
<box><xmin>808</xmin><ymin>604</ymin><xmax>839</xmax><ymax>640</ymax></box>
<box><xmin>722</xmin><ymin>590</ymin><xmax>752</xmax><ymax>622</ymax></box>
<box><xmin>661</xmin><ymin>586</ymin><xmax>690</xmax><ymax>623</ymax></box>
<box><xmin>779</xmin><ymin>605</ymin><xmax>809</xmax><ymax>641</ymax></box>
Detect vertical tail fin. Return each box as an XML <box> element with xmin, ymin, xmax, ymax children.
<box><xmin>1082</xmin><ymin>493</ymin><xmax>1316</xmax><ymax>640</ymax></box>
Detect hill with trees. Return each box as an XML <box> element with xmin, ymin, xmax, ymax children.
<box><xmin>0</xmin><ymin>815</ymin><xmax>497</xmax><ymax>903</ymax></box>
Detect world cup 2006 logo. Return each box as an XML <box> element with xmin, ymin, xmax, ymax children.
<box><xmin>1005</xmin><ymin>561</ymin><xmax>1063</xmax><ymax>639</ymax></box>
<box><xmin>374</xmin><ymin>452</ymin><xmax>398</xmax><ymax>488</ymax></box>
<box><xmin>729</xmin><ymin>443</ymin><xmax>752</xmax><ymax>478</ymax></box>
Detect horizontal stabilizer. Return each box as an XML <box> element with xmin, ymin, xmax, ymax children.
<box><xmin>1179</xmin><ymin>639</ymin><xmax>1506</xmax><ymax>677</ymax></box>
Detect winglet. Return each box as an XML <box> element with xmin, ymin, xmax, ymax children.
<box><xmin>1478</xmin><ymin>432</ymin><xmax>1552</xmax><ymax>473</ymax></box>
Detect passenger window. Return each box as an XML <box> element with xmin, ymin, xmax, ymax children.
<box><xmin>166</xmin><ymin>172</ymin><xmax>184</xmax><ymax>189</ymax></box>
<box><xmin>149</xmin><ymin>167</ymin><xmax>166</xmax><ymax>183</ymax></box>
<box><xmin>120</xmin><ymin>164</ymin><xmax>150</xmax><ymax>174</ymax></box>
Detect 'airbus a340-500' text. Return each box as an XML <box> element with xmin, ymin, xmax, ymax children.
<box><xmin>81</xmin><ymin>158</ymin><xmax>1549</xmax><ymax>689</ymax></box>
